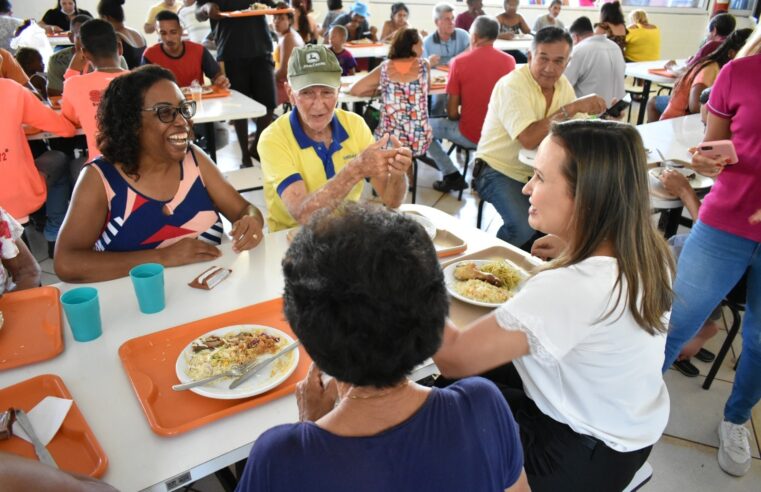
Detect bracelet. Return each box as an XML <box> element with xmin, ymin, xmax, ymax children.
<box><xmin>559</xmin><ymin>106</ymin><xmax>570</xmax><ymax>121</ymax></box>
<box><xmin>241</xmin><ymin>204</ymin><xmax>264</xmax><ymax>223</ymax></box>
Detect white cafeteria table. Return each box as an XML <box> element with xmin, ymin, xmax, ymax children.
<box><xmin>0</xmin><ymin>204</ymin><xmax>535</xmax><ymax>491</ymax></box>
<box><xmin>624</xmin><ymin>59</ymin><xmax>686</xmax><ymax>125</ymax></box>
<box><xmin>26</xmin><ymin>90</ymin><xmax>267</xmax><ymax>163</ymax></box>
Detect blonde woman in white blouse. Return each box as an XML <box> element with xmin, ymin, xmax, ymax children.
<box><xmin>435</xmin><ymin>120</ymin><xmax>674</xmax><ymax>492</ymax></box>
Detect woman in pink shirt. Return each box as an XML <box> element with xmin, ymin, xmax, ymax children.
<box><xmin>0</xmin><ymin>53</ymin><xmax>75</xmax><ymax>254</ymax></box>
<box><xmin>663</xmin><ymin>32</ymin><xmax>761</xmax><ymax>478</ymax></box>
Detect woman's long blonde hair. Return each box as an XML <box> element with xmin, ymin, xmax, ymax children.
<box><xmin>545</xmin><ymin>120</ymin><xmax>674</xmax><ymax>334</ymax></box>
<box><xmin>629</xmin><ymin>9</ymin><xmax>649</xmax><ymax>25</ymax></box>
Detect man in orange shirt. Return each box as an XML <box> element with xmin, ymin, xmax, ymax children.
<box><xmin>61</xmin><ymin>19</ymin><xmax>126</xmax><ymax>161</ymax></box>
<box><xmin>0</xmin><ymin>51</ymin><xmax>75</xmax><ymax>256</ymax></box>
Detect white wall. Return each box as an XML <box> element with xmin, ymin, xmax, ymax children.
<box><xmin>16</xmin><ymin>0</ymin><xmax>757</xmax><ymax>58</ymax></box>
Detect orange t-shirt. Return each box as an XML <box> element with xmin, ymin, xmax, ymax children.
<box><xmin>661</xmin><ymin>62</ymin><xmax>719</xmax><ymax>120</ymax></box>
<box><xmin>61</xmin><ymin>69</ymin><xmax>126</xmax><ymax>158</ymax></box>
<box><xmin>0</xmin><ymin>79</ymin><xmax>76</xmax><ymax>220</ymax></box>
<box><xmin>0</xmin><ymin>47</ymin><xmax>30</xmax><ymax>86</ymax></box>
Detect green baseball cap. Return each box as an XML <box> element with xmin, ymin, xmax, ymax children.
<box><xmin>287</xmin><ymin>45</ymin><xmax>343</xmax><ymax>92</ymax></box>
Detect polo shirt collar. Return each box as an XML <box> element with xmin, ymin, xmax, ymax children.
<box><xmin>289</xmin><ymin>110</ymin><xmax>349</xmax><ymax>149</ymax></box>
<box><xmin>433</xmin><ymin>29</ymin><xmax>458</xmax><ymax>44</ymax></box>
<box><xmin>289</xmin><ymin>110</ymin><xmax>350</xmax><ymax>179</ymax></box>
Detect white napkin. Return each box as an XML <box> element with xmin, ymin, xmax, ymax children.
<box><xmin>12</xmin><ymin>396</ymin><xmax>73</xmax><ymax>445</ymax></box>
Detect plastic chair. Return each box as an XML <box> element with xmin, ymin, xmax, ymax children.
<box><xmin>703</xmin><ymin>275</ymin><xmax>747</xmax><ymax>390</ymax></box>
<box><xmin>446</xmin><ymin>142</ymin><xmax>477</xmax><ymax>201</ymax></box>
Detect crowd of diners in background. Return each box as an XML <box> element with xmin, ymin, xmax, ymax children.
<box><xmin>1</xmin><ymin>0</ymin><xmax>760</xmax><ymax>490</ymax></box>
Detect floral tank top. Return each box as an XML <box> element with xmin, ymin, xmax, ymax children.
<box><xmin>375</xmin><ymin>59</ymin><xmax>433</xmax><ymax>156</ymax></box>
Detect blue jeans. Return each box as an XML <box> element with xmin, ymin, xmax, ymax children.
<box><xmin>427</xmin><ymin>118</ymin><xmax>477</xmax><ymax>176</ymax></box>
<box><xmin>34</xmin><ymin>150</ymin><xmax>71</xmax><ymax>242</ymax></box>
<box><xmin>663</xmin><ymin>220</ymin><xmax>761</xmax><ymax>424</ymax></box>
<box><xmin>653</xmin><ymin>95</ymin><xmax>670</xmax><ymax>114</ymax></box>
<box><xmin>474</xmin><ymin>165</ymin><xmax>535</xmax><ymax>247</ymax></box>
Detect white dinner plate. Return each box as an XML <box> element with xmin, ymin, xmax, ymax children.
<box><xmin>404</xmin><ymin>212</ymin><xmax>437</xmax><ymax>240</ymax></box>
<box><xmin>443</xmin><ymin>259</ymin><xmax>527</xmax><ymax>309</ymax></box>
<box><xmin>175</xmin><ymin>325</ymin><xmax>299</xmax><ymax>400</ymax></box>
<box><xmin>648</xmin><ymin>167</ymin><xmax>714</xmax><ymax>193</ymax></box>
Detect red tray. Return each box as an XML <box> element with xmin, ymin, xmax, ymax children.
<box><xmin>118</xmin><ymin>298</ymin><xmax>309</xmax><ymax>436</ymax></box>
<box><xmin>0</xmin><ymin>287</ymin><xmax>64</xmax><ymax>371</ymax></box>
<box><xmin>0</xmin><ymin>374</ymin><xmax>108</xmax><ymax>477</ymax></box>
<box><xmin>219</xmin><ymin>8</ymin><xmax>293</xmax><ymax>17</ymax></box>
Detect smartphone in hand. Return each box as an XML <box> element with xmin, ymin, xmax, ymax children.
<box><xmin>600</xmin><ymin>99</ymin><xmax>630</xmax><ymax>119</ymax></box>
<box><xmin>697</xmin><ymin>140</ymin><xmax>738</xmax><ymax>165</ymax></box>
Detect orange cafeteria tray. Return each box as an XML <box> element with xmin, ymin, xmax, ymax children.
<box><xmin>430</xmin><ymin>83</ymin><xmax>447</xmax><ymax>91</ymax></box>
<box><xmin>183</xmin><ymin>86</ymin><xmax>231</xmax><ymax>100</ymax></box>
<box><xmin>118</xmin><ymin>298</ymin><xmax>310</xmax><ymax>436</ymax></box>
<box><xmin>647</xmin><ymin>68</ymin><xmax>676</xmax><ymax>78</ymax></box>
<box><xmin>0</xmin><ymin>287</ymin><xmax>64</xmax><ymax>371</ymax></box>
<box><xmin>219</xmin><ymin>7</ymin><xmax>294</xmax><ymax>17</ymax></box>
<box><xmin>435</xmin><ymin>65</ymin><xmax>449</xmax><ymax>72</ymax></box>
<box><xmin>0</xmin><ymin>374</ymin><xmax>108</xmax><ymax>477</ymax></box>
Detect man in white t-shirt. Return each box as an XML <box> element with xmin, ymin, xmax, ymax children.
<box><xmin>564</xmin><ymin>16</ymin><xmax>625</xmax><ymax>105</ymax></box>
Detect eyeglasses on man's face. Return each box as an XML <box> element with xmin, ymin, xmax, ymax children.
<box><xmin>142</xmin><ymin>100</ymin><xmax>197</xmax><ymax>123</ymax></box>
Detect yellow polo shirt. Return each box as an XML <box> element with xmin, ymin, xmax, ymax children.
<box><xmin>146</xmin><ymin>1</ymin><xmax>182</xmax><ymax>25</ymax></box>
<box><xmin>475</xmin><ymin>65</ymin><xmax>576</xmax><ymax>183</ymax></box>
<box><xmin>259</xmin><ymin>109</ymin><xmax>374</xmax><ymax>232</ymax></box>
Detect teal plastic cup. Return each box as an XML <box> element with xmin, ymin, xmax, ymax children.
<box><xmin>60</xmin><ymin>287</ymin><xmax>103</xmax><ymax>342</ymax></box>
<box><xmin>129</xmin><ymin>263</ymin><xmax>166</xmax><ymax>314</ymax></box>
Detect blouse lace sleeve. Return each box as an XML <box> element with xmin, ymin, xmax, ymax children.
<box><xmin>495</xmin><ymin>306</ymin><xmax>558</xmax><ymax>366</ymax></box>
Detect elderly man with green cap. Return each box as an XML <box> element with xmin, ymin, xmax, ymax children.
<box><xmin>258</xmin><ymin>45</ymin><xmax>413</xmax><ymax>232</ymax></box>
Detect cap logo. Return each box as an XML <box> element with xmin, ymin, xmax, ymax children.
<box><xmin>306</xmin><ymin>52</ymin><xmax>321</xmax><ymax>64</ymax></box>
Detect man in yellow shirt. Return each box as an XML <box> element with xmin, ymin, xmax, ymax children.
<box><xmin>144</xmin><ymin>0</ymin><xmax>180</xmax><ymax>34</ymax></box>
<box><xmin>258</xmin><ymin>45</ymin><xmax>413</xmax><ymax>232</ymax></box>
<box><xmin>473</xmin><ymin>27</ymin><xmax>606</xmax><ymax>249</ymax></box>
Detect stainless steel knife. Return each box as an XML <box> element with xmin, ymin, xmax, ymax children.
<box><xmin>228</xmin><ymin>340</ymin><xmax>301</xmax><ymax>390</ymax></box>
<box><xmin>14</xmin><ymin>409</ymin><xmax>59</xmax><ymax>469</ymax></box>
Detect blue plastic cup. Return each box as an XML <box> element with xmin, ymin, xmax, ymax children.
<box><xmin>60</xmin><ymin>287</ymin><xmax>103</xmax><ymax>342</ymax></box>
<box><xmin>129</xmin><ymin>263</ymin><xmax>166</xmax><ymax>314</ymax></box>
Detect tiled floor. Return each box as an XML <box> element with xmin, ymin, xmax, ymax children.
<box><xmin>31</xmin><ymin>109</ymin><xmax>760</xmax><ymax>491</ymax></box>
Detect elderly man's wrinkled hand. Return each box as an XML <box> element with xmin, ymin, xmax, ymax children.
<box><xmin>297</xmin><ymin>363</ymin><xmax>338</xmax><ymax>422</ymax></box>
<box><xmin>688</xmin><ymin>146</ymin><xmax>726</xmax><ymax>177</ymax></box>
<box><xmin>572</xmin><ymin>94</ymin><xmax>607</xmax><ymax>116</ymax></box>
<box><xmin>386</xmin><ymin>135</ymin><xmax>412</xmax><ymax>177</ymax></box>
<box><xmin>354</xmin><ymin>134</ymin><xmax>400</xmax><ymax>178</ymax></box>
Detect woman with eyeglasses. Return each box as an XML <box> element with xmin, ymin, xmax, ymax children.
<box><xmin>54</xmin><ymin>65</ymin><xmax>265</xmax><ymax>283</ymax></box>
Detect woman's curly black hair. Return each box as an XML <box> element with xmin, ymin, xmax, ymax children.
<box><xmin>282</xmin><ymin>203</ymin><xmax>449</xmax><ymax>388</ymax></box>
<box><xmin>96</xmin><ymin>65</ymin><xmax>177</xmax><ymax>179</ymax></box>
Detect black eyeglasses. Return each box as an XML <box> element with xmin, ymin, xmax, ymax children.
<box><xmin>142</xmin><ymin>100</ymin><xmax>197</xmax><ymax>123</ymax></box>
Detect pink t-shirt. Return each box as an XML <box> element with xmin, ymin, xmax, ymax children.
<box><xmin>447</xmin><ymin>46</ymin><xmax>516</xmax><ymax>143</ymax></box>
<box><xmin>703</xmin><ymin>55</ymin><xmax>761</xmax><ymax>242</ymax></box>
<box><xmin>0</xmin><ymin>79</ymin><xmax>76</xmax><ymax>221</ymax></box>
<box><xmin>61</xmin><ymin>70</ymin><xmax>126</xmax><ymax>159</ymax></box>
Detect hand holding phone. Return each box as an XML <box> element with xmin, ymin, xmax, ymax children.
<box><xmin>697</xmin><ymin>140</ymin><xmax>738</xmax><ymax>165</ymax></box>
<box><xmin>600</xmin><ymin>99</ymin><xmax>630</xmax><ymax>119</ymax></box>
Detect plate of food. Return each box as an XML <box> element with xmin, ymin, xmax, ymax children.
<box><xmin>175</xmin><ymin>325</ymin><xmax>299</xmax><ymax>399</ymax></box>
<box><xmin>443</xmin><ymin>259</ymin><xmax>526</xmax><ymax>308</ymax></box>
<box><xmin>648</xmin><ymin>167</ymin><xmax>714</xmax><ymax>191</ymax></box>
